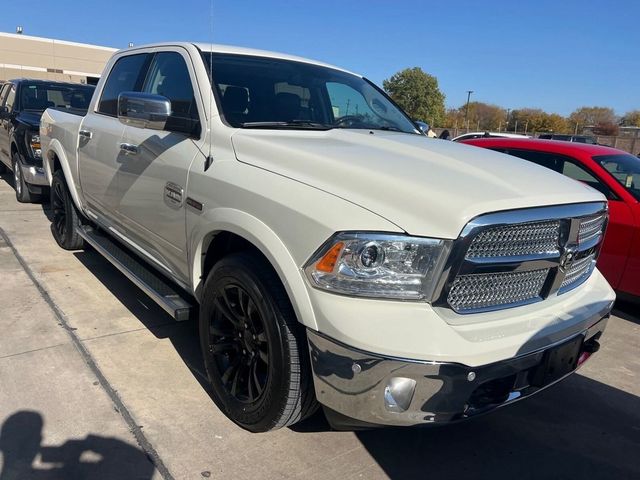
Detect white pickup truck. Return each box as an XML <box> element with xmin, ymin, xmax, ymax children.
<box><xmin>40</xmin><ymin>42</ymin><xmax>615</xmax><ymax>432</ymax></box>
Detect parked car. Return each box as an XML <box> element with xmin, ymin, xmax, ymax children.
<box><xmin>452</xmin><ymin>131</ymin><xmax>529</xmax><ymax>142</ymax></box>
<box><xmin>538</xmin><ymin>134</ymin><xmax>597</xmax><ymax>144</ymax></box>
<box><xmin>462</xmin><ymin>137</ymin><xmax>639</xmax><ymax>299</ymax></box>
<box><xmin>40</xmin><ymin>43</ymin><xmax>614</xmax><ymax>432</ymax></box>
<box><xmin>0</xmin><ymin>79</ymin><xmax>95</xmax><ymax>202</ymax></box>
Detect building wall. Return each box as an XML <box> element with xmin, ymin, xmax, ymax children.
<box><xmin>0</xmin><ymin>32</ymin><xmax>117</xmax><ymax>84</ymax></box>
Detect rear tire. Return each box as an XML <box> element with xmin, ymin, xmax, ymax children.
<box><xmin>50</xmin><ymin>170</ymin><xmax>84</xmax><ymax>250</ymax></box>
<box><xmin>200</xmin><ymin>251</ymin><xmax>318</xmax><ymax>432</ymax></box>
<box><xmin>13</xmin><ymin>152</ymin><xmax>39</xmax><ymax>203</ymax></box>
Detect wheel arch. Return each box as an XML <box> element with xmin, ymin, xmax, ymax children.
<box><xmin>44</xmin><ymin>141</ymin><xmax>83</xmax><ymax>211</ymax></box>
<box><xmin>191</xmin><ymin>208</ymin><xmax>317</xmax><ymax>330</ymax></box>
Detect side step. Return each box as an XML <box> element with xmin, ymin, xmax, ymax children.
<box><xmin>77</xmin><ymin>227</ymin><xmax>193</xmax><ymax>321</ymax></box>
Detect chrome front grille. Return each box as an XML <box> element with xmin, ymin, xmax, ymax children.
<box><xmin>466</xmin><ymin>220</ymin><xmax>560</xmax><ymax>259</ymax></box>
<box><xmin>448</xmin><ymin>269</ymin><xmax>550</xmax><ymax>313</ymax></box>
<box><xmin>578</xmin><ymin>214</ymin><xmax>606</xmax><ymax>245</ymax></box>
<box><xmin>435</xmin><ymin>202</ymin><xmax>608</xmax><ymax>316</ymax></box>
<box><xmin>561</xmin><ymin>254</ymin><xmax>596</xmax><ymax>290</ymax></box>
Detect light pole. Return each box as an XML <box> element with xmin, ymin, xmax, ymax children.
<box><xmin>464</xmin><ymin>90</ymin><xmax>473</xmax><ymax>131</ymax></box>
<box><xmin>506</xmin><ymin>108</ymin><xmax>511</xmax><ymax>132</ymax></box>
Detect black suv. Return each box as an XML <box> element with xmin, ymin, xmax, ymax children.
<box><xmin>0</xmin><ymin>79</ymin><xmax>95</xmax><ymax>202</ymax></box>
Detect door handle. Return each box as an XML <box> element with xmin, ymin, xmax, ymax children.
<box><xmin>79</xmin><ymin>129</ymin><xmax>93</xmax><ymax>139</ymax></box>
<box><xmin>119</xmin><ymin>143</ymin><xmax>139</xmax><ymax>155</ymax></box>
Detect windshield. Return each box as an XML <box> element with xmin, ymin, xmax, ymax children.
<box><xmin>201</xmin><ymin>52</ymin><xmax>418</xmax><ymax>133</ymax></box>
<box><xmin>593</xmin><ymin>154</ymin><xmax>640</xmax><ymax>201</ymax></box>
<box><xmin>20</xmin><ymin>83</ymin><xmax>95</xmax><ymax>112</ymax></box>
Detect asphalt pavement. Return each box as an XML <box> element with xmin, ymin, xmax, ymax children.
<box><xmin>0</xmin><ymin>173</ymin><xmax>638</xmax><ymax>480</ymax></box>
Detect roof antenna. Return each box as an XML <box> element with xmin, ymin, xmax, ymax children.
<box><xmin>205</xmin><ymin>0</ymin><xmax>215</xmax><ymax>171</ymax></box>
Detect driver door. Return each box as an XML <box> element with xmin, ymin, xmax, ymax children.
<box><xmin>115</xmin><ymin>48</ymin><xmax>206</xmax><ymax>283</ymax></box>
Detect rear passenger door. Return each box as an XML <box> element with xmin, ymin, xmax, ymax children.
<box><xmin>116</xmin><ymin>48</ymin><xmax>206</xmax><ymax>283</ymax></box>
<box><xmin>78</xmin><ymin>52</ymin><xmax>151</xmax><ymax>221</ymax></box>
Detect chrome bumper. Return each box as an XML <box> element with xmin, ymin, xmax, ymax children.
<box><xmin>307</xmin><ymin>309</ymin><xmax>610</xmax><ymax>428</ymax></box>
<box><xmin>20</xmin><ymin>163</ymin><xmax>48</xmax><ymax>186</ymax></box>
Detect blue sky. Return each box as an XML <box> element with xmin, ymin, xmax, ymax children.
<box><xmin>2</xmin><ymin>0</ymin><xmax>637</xmax><ymax>115</ymax></box>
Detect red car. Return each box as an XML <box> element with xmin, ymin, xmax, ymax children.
<box><xmin>462</xmin><ymin>138</ymin><xmax>640</xmax><ymax>299</ymax></box>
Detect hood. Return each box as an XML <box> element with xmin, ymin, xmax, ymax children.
<box><xmin>16</xmin><ymin>111</ymin><xmax>42</xmax><ymax>129</ymax></box>
<box><xmin>231</xmin><ymin>129</ymin><xmax>605</xmax><ymax>239</ymax></box>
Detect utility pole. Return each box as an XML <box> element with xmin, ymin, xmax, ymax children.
<box><xmin>464</xmin><ymin>90</ymin><xmax>473</xmax><ymax>131</ymax></box>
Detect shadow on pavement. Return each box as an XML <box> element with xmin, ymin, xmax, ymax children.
<box><xmin>72</xmin><ymin>250</ymin><xmax>213</xmax><ymax>394</ymax></box>
<box><xmin>613</xmin><ymin>299</ymin><xmax>639</xmax><ymax>326</ymax></box>
<box><xmin>355</xmin><ymin>373</ymin><xmax>640</xmax><ymax>480</ymax></box>
<box><xmin>0</xmin><ymin>410</ymin><xmax>156</xmax><ymax>479</ymax></box>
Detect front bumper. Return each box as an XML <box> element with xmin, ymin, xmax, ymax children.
<box><xmin>307</xmin><ymin>308</ymin><xmax>610</xmax><ymax>428</ymax></box>
<box><xmin>20</xmin><ymin>162</ymin><xmax>48</xmax><ymax>187</ymax></box>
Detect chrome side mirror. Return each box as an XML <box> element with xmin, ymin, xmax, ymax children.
<box><xmin>415</xmin><ymin>120</ymin><xmax>429</xmax><ymax>135</ymax></box>
<box><xmin>117</xmin><ymin>92</ymin><xmax>171</xmax><ymax>130</ymax></box>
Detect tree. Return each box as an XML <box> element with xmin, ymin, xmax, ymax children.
<box><xmin>383</xmin><ymin>67</ymin><xmax>445</xmax><ymax>126</ymax></box>
<box><xmin>510</xmin><ymin>108</ymin><xmax>569</xmax><ymax>133</ymax></box>
<box><xmin>443</xmin><ymin>108</ymin><xmax>465</xmax><ymax>128</ymax></box>
<box><xmin>621</xmin><ymin>110</ymin><xmax>640</xmax><ymax>127</ymax></box>
<box><xmin>569</xmin><ymin>106</ymin><xmax>617</xmax><ymax>133</ymax></box>
<box><xmin>463</xmin><ymin>102</ymin><xmax>506</xmax><ymax>131</ymax></box>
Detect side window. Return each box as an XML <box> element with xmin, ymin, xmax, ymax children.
<box><xmin>493</xmin><ymin>148</ymin><xmax>616</xmax><ymax>200</ymax></box>
<box><xmin>143</xmin><ymin>51</ymin><xmax>200</xmax><ymax>136</ymax></box>
<box><xmin>0</xmin><ymin>84</ymin><xmax>10</xmax><ymax>106</ymax></box>
<box><xmin>561</xmin><ymin>160</ymin><xmax>616</xmax><ymax>200</ymax></box>
<box><xmin>98</xmin><ymin>54</ymin><xmax>150</xmax><ymax>116</ymax></box>
<box><xmin>496</xmin><ymin>149</ymin><xmax>563</xmax><ymax>173</ymax></box>
<box><xmin>5</xmin><ymin>85</ymin><xmax>16</xmax><ymax>111</ymax></box>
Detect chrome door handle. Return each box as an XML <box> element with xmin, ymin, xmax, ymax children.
<box><xmin>79</xmin><ymin>129</ymin><xmax>92</xmax><ymax>139</ymax></box>
<box><xmin>119</xmin><ymin>143</ymin><xmax>139</xmax><ymax>155</ymax></box>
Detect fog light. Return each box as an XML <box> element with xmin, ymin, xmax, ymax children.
<box><xmin>384</xmin><ymin>377</ymin><xmax>416</xmax><ymax>413</ymax></box>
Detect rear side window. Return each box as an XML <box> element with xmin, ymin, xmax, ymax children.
<box><xmin>98</xmin><ymin>54</ymin><xmax>150</xmax><ymax>116</ymax></box>
<box><xmin>142</xmin><ymin>51</ymin><xmax>200</xmax><ymax>136</ymax></box>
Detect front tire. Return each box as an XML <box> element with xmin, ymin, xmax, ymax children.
<box><xmin>50</xmin><ymin>170</ymin><xmax>84</xmax><ymax>250</ymax></box>
<box><xmin>13</xmin><ymin>152</ymin><xmax>39</xmax><ymax>203</ymax></box>
<box><xmin>200</xmin><ymin>252</ymin><xmax>318</xmax><ymax>432</ymax></box>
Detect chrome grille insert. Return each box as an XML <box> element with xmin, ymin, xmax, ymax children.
<box><xmin>448</xmin><ymin>269</ymin><xmax>549</xmax><ymax>313</ymax></box>
<box><xmin>561</xmin><ymin>254</ymin><xmax>596</xmax><ymax>291</ymax></box>
<box><xmin>578</xmin><ymin>214</ymin><xmax>606</xmax><ymax>245</ymax></box>
<box><xmin>434</xmin><ymin>202</ymin><xmax>608</xmax><ymax>317</ymax></box>
<box><xmin>466</xmin><ymin>220</ymin><xmax>561</xmax><ymax>259</ymax></box>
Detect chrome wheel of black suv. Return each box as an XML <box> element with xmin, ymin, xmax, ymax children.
<box><xmin>50</xmin><ymin>170</ymin><xmax>84</xmax><ymax>250</ymax></box>
<box><xmin>12</xmin><ymin>152</ymin><xmax>38</xmax><ymax>203</ymax></box>
<box><xmin>200</xmin><ymin>252</ymin><xmax>317</xmax><ymax>432</ymax></box>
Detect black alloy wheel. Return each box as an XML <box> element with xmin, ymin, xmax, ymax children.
<box><xmin>50</xmin><ymin>170</ymin><xmax>84</xmax><ymax>250</ymax></box>
<box><xmin>209</xmin><ymin>282</ymin><xmax>270</xmax><ymax>404</ymax></box>
<box><xmin>200</xmin><ymin>252</ymin><xmax>318</xmax><ymax>432</ymax></box>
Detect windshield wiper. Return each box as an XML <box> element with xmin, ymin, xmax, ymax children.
<box><xmin>372</xmin><ymin>126</ymin><xmax>402</xmax><ymax>132</ymax></box>
<box><xmin>240</xmin><ymin>120</ymin><xmax>332</xmax><ymax>130</ymax></box>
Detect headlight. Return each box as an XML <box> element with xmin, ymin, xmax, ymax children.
<box><xmin>304</xmin><ymin>232</ymin><xmax>451</xmax><ymax>300</ymax></box>
<box><xmin>30</xmin><ymin>134</ymin><xmax>41</xmax><ymax>159</ymax></box>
